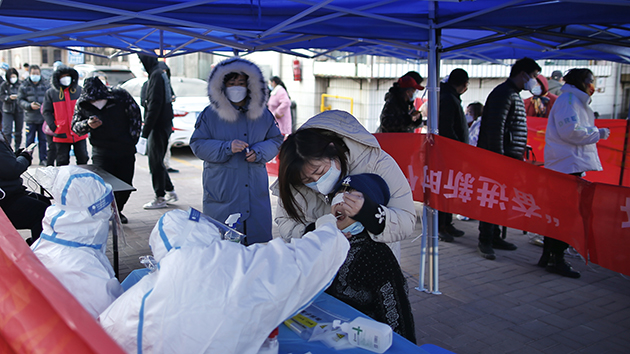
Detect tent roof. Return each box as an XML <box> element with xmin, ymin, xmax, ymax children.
<box><xmin>0</xmin><ymin>0</ymin><xmax>629</xmax><ymax>62</ymax></box>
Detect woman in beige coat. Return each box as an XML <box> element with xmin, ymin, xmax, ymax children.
<box><xmin>272</xmin><ymin>110</ymin><xmax>416</xmax><ymax>259</ymax></box>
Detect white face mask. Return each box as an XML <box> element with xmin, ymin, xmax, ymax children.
<box><xmin>91</xmin><ymin>99</ymin><xmax>107</xmax><ymax>110</ymax></box>
<box><xmin>523</xmin><ymin>74</ymin><xmax>537</xmax><ymax>91</ymax></box>
<box><xmin>465</xmin><ymin>114</ymin><xmax>474</xmax><ymax>124</ymax></box>
<box><xmin>305</xmin><ymin>159</ymin><xmax>341</xmax><ymax>195</ymax></box>
<box><xmin>226</xmin><ymin>86</ymin><xmax>248</xmax><ymax>103</ymax></box>
<box><xmin>59</xmin><ymin>76</ymin><xmax>72</xmax><ymax>86</ymax></box>
<box><xmin>530</xmin><ymin>85</ymin><xmax>542</xmax><ymax>96</ymax></box>
<box><xmin>9</xmin><ymin>76</ymin><xmax>17</xmax><ymax>84</ymax></box>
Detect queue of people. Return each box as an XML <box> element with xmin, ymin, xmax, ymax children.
<box><xmin>0</xmin><ymin>55</ymin><xmax>614</xmax><ymax>353</ymax></box>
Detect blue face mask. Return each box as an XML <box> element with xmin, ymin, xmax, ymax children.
<box><xmin>305</xmin><ymin>159</ymin><xmax>341</xmax><ymax>195</ymax></box>
<box><xmin>342</xmin><ymin>221</ymin><xmax>364</xmax><ymax>236</ymax></box>
<box><xmin>30</xmin><ymin>74</ymin><xmax>41</xmax><ymax>83</ymax></box>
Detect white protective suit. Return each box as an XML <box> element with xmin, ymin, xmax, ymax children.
<box><xmin>99</xmin><ymin>209</ymin><xmax>350</xmax><ymax>354</ymax></box>
<box><xmin>544</xmin><ymin>84</ymin><xmax>605</xmax><ymax>174</ymax></box>
<box><xmin>31</xmin><ymin>165</ymin><xmax>123</xmax><ymax>318</ymax></box>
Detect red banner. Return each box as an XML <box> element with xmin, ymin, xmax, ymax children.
<box><xmin>373</xmin><ymin>133</ymin><xmax>630</xmax><ymax>277</ymax></box>
<box><xmin>527</xmin><ymin>118</ymin><xmax>630</xmax><ymax>186</ymax></box>
<box><xmin>0</xmin><ymin>210</ymin><xmax>125</xmax><ymax>354</ymax></box>
<box><xmin>266</xmin><ymin>130</ymin><xmax>630</xmax><ymax>275</ymax></box>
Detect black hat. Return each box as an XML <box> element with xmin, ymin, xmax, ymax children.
<box><xmin>551</xmin><ymin>70</ymin><xmax>563</xmax><ymax>80</ymax></box>
<box><xmin>334</xmin><ymin>173</ymin><xmax>390</xmax><ymax>206</ymax></box>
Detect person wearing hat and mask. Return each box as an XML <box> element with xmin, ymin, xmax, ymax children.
<box><xmin>437</xmin><ymin>68</ymin><xmax>470</xmax><ymax>242</ymax></box>
<box><xmin>72</xmin><ymin>77</ymin><xmax>142</xmax><ymax>224</ymax></box>
<box><xmin>327</xmin><ymin>173</ymin><xmax>416</xmax><ymax>343</ymax></box>
<box><xmin>524</xmin><ymin>74</ymin><xmax>558</xmax><ymax>118</ymax></box>
<box><xmin>190</xmin><ymin>57</ymin><xmax>283</xmax><ymax>245</ymax></box>
<box><xmin>137</xmin><ymin>55</ymin><xmax>178</xmax><ymax>209</ymax></box>
<box><xmin>548</xmin><ymin>70</ymin><xmax>563</xmax><ymax>96</ymax></box>
<box><xmin>1</xmin><ymin>67</ymin><xmax>24</xmax><ymax>151</ymax></box>
<box><xmin>42</xmin><ymin>65</ymin><xmax>88</xmax><ymax>166</ymax></box>
<box><xmin>377</xmin><ymin>71</ymin><xmax>425</xmax><ymax>133</ymax></box>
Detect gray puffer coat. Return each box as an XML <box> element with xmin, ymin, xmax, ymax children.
<box><xmin>18</xmin><ymin>78</ymin><xmax>50</xmax><ymax>124</ymax></box>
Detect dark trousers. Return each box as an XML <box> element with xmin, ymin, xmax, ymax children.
<box><xmin>478</xmin><ymin>221</ymin><xmax>501</xmax><ymax>244</ymax></box>
<box><xmin>92</xmin><ymin>147</ymin><xmax>136</xmax><ymax>212</ymax></box>
<box><xmin>147</xmin><ymin>129</ymin><xmax>173</xmax><ymax>197</ymax></box>
<box><xmin>541</xmin><ymin>171</ymin><xmax>582</xmax><ymax>256</ymax></box>
<box><xmin>45</xmin><ymin>134</ymin><xmax>56</xmax><ymax>166</ymax></box>
<box><xmin>542</xmin><ymin>236</ymin><xmax>569</xmax><ymax>255</ymax></box>
<box><xmin>2</xmin><ymin>111</ymin><xmax>24</xmax><ymax>150</ymax></box>
<box><xmin>25</xmin><ymin>123</ymin><xmax>47</xmax><ymax>163</ymax></box>
<box><xmin>438</xmin><ymin>211</ymin><xmax>452</xmax><ymax>230</ymax></box>
<box><xmin>0</xmin><ymin>191</ymin><xmax>50</xmax><ymax>241</ymax></box>
<box><xmin>56</xmin><ymin>140</ymin><xmax>89</xmax><ymax>165</ymax></box>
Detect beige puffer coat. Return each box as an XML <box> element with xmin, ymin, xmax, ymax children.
<box><xmin>271</xmin><ymin>110</ymin><xmax>416</xmax><ymax>258</ymax></box>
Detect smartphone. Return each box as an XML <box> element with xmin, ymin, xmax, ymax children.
<box><xmin>25</xmin><ymin>142</ymin><xmax>38</xmax><ymax>153</ymax></box>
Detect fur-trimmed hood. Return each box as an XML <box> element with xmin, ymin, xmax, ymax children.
<box><xmin>207</xmin><ymin>57</ymin><xmax>269</xmax><ymax>123</ymax></box>
<box><xmin>52</xmin><ymin>66</ymin><xmax>79</xmax><ymax>90</ymax></box>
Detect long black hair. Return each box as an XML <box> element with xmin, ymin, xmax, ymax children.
<box><xmin>270</xmin><ymin>76</ymin><xmax>289</xmax><ymax>98</ymax></box>
<box><xmin>278</xmin><ymin>128</ymin><xmax>349</xmax><ymax>222</ymax></box>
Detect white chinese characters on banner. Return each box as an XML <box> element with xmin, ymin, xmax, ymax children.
<box><xmin>422</xmin><ymin>167</ymin><xmax>561</xmax><ymax>228</ymax></box>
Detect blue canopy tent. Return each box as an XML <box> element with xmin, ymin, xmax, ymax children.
<box><xmin>1</xmin><ymin>0</ymin><xmax>629</xmax><ymax>293</ymax></box>
<box><xmin>0</xmin><ymin>0</ymin><xmax>629</xmax><ymax>62</ymax></box>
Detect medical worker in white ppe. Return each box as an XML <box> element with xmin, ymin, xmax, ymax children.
<box><xmin>31</xmin><ymin>165</ymin><xmax>123</xmax><ymax>318</ymax></box>
<box><xmin>99</xmin><ymin>208</ymin><xmax>349</xmax><ymax>354</ymax></box>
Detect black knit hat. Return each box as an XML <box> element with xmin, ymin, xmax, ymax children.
<box><xmin>334</xmin><ymin>173</ymin><xmax>390</xmax><ymax>206</ymax></box>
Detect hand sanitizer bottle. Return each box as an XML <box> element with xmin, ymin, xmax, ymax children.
<box><xmin>332</xmin><ymin>317</ymin><xmax>392</xmax><ymax>353</ymax></box>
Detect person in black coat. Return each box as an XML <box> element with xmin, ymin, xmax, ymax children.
<box><xmin>326</xmin><ymin>173</ymin><xmax>416</xmax><ymax>343</ymax></box>
<box><xmin>377</xmin><ymin>71</ymin><xmax>424</xmax><ymax>133</ymax></box>
<box><xmin>137</xmin><ymin>55</ymin><xmax>177</xmax><ymax>209</ymax></box>
<box><xmin>72</xmin><ymin>77</ymin><xmax>142</xmax><ymax>224</ymax></box>
<box><xmin>476</xmin><ymin>57</ymin><xmax>541</xmax><ymax>260</ymax></box>
<box><xmin>0</xmin><ymin>132</ymin><xmax>50</xmax><ymax>244</ymax></box>
<box><xmin>0</xmin><ymin>68</ymin><xmax>24</xmax><ymax>151</ymax></box>
<box><xmin>437</xmin><ymin>68</ymin><xmax>470</xmax><ymax>242</ymax></box>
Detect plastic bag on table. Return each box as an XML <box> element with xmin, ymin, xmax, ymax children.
<box><xmin>284</xmin><ymin>302</ymin><xmax>353</xmax><ymax>349</ymax></box>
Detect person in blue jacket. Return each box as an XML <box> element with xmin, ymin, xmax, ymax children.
<box><xmin>190</xmin><ymin>57</ymin><xmax>282</xmax><ymax>245</ymax></box>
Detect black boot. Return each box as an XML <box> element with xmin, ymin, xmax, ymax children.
<box><xmin>492</xmin><ymin>237</ymin><xmax>517</xmax><ymax>251</ymax></box>
<box><xmin>546</xmin><ymin>253</ymin><xmax>581</xmax><ymax>278</ymax></box>
<box><xmin>478</xmin><ymin>242</ymin><xmax>496</xmax><ymax>260</ymax></box>
<box><xmin>537</xmin><ymin>250</ymin><xmax>550</xmax><ymax>268</ymax></box>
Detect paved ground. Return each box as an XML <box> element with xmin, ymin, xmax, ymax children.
<box><xmin>23</xmin><ymin>147</ymin><xmax>630</xmax><ymax>354</ymax></box>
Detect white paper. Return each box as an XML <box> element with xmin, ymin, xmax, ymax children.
<box><xmin>136</xmin><ymin>137</ymin><xmax>147</xmax><ymax>155</ymax></box>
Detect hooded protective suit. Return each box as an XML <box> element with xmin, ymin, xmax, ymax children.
<box><xmin>190</xmin><ymin>57</ymin><xmax>282</xmax><ymax>244</ymax></box>
<box><xmin>31</xmin><ymin>165</ymin><xmax>122</xmax><ymax>318</ymax></box>
<box><xmin>99</xmin><ymin>209</ymin><xmax>349</xmax><ymax>354</ymax></box>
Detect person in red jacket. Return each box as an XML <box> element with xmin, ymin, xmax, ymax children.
<box><xmin>523</xmin><ymin>74</ymin><xmax>558</xmax><ymax>118</ymax></box>
<box><xmin>42</xmin><ymin>66</ymin><xmax>88</xmax><ymax>165</ymax></box>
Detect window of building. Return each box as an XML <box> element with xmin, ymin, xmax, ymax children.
<box><xmin>53</xmin><ymin>49</ymin><xmax>62</xmax><ymax>62</ymax></box>
<box><xmin>41</xmin><ymin>49</ymin><xmax>49</xmax><ymax>64</ymax></box>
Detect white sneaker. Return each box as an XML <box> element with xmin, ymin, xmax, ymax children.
<box><xmin>164</xmin><ymin>191</ymin><xmax>178</xmax><ymax>204</ymax></box>
<box><xmin>143</xmin><ymin>197</ymin><xmax>167</xmax><ymax>209</ymax></box>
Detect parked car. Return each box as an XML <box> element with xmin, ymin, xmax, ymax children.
<box><xmin>74</xmin><ymin>64</ymin><xmax>136</xmax><ymax>87</ymax></box>
<box><xmin>120</xmin><ymin>76</ymin><xmax>209</xmax><ymax>148</ymax></box>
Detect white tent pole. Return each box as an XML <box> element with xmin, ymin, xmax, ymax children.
<box><xmin>425</xmin><ymin>0</ymin><xmax>441</xmax><ymax>295</ymax></box>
